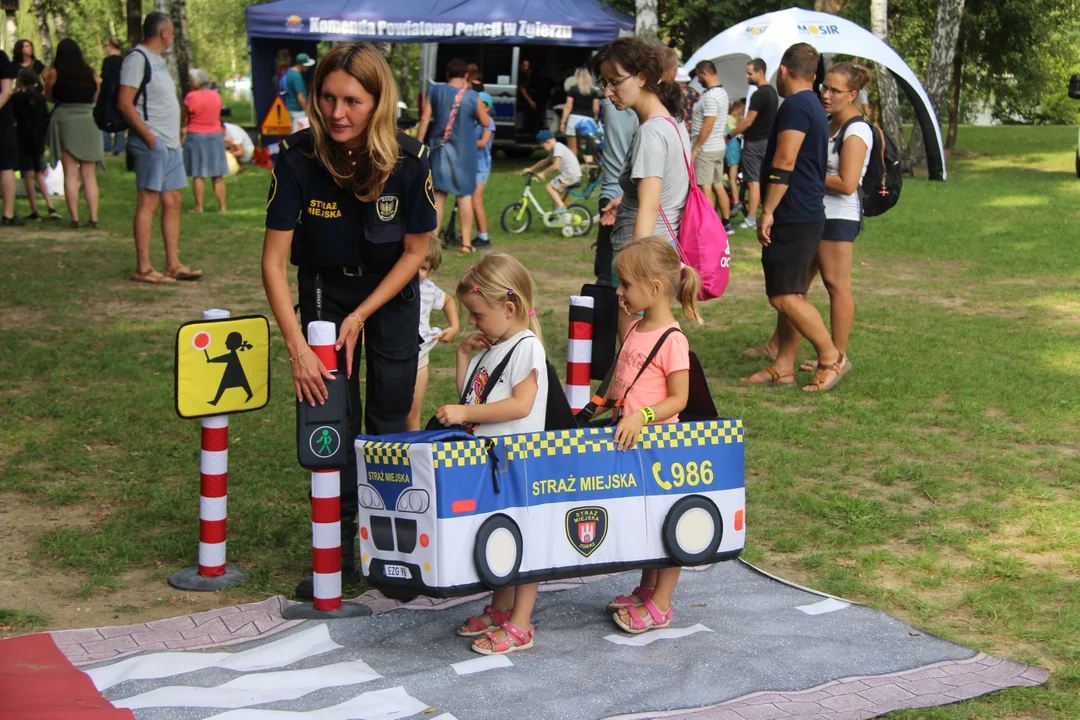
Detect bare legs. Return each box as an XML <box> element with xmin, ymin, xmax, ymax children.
<box><xmin>469</xmin><ymin>583</ymin><xmax>539</xmax><ymax>651</ymax></box>
<box><xmin>22</xmin><ymin>171</ymin><xmax>56</xmax><ymax>216</ymax></box>
<box><xmin>728</xmin><ymin>163</ymin><xmax>740</xmax><ymax>212</ymax></box>
<box><xmin>1</xmin><ymin>169</ymin><xmax>14</xmax><ymax>219</ymax></box>
<box><xmin>134</xmin><ymin>188</ymin><xmax>183</xmax><ymax>274</ymax></box>
<box><xmin>615</xmin><ymin>567</ymin><xmax>681</xmax><ymax>625</ymax></box>
<box><xmin>406</xmin><ymin>364</ymin><xmax>429</xmax><ymax>431</ymax></box>
<box><xmin>747</xmin><ymin>181</ymin><xmax>762</xmax><ymax>219</ymax></box>
<box><xmin>472</xmin><ymin>181</ymin><xmax>487</xmax><ymax>237</ymax></box>
<box><xmin>61</xmin><ymin>150</ymin><xmax>81</xmax><ymax>222</ymax></box>
<box><xmin>816</xmin><ymin>240</ymin><xmax>854</xmax><ymax>356</ymax></box>
<box><xmin>436</xmin><ymin>191</ymin><xmax>475</xmax><ymax>252</ymax></box>
<box><xmin>191</xmin><ymin>176</ymin><xmax>227</xmax><ymax>213</ymax></box>
<box><xmin>213</xmin><ymin>177</ymin><xmax>227</xmax><ymax>212</ymax></box>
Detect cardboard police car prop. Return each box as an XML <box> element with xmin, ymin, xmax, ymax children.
<box><xmin>356</xmin><ymin>420</ymin><xmax>745</xmax><ymax>597</ymax></box>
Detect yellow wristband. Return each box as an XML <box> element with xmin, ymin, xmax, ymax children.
<box><xmin>640</xmin><ymin>406</ymin><xmax>656</xmax><ymax>423</ymax></box>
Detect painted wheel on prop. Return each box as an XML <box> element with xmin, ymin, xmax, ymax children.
<box><xmin>567</xmin><ymin>204</ymin><xmax>593</xmax><ymax>236</ymax></box>
<box><xmin>662</xmin><ymin>496</ymin><xmax>723</xmax><ymax>566</ymax></box>
<box><xmin>473</xmin><ymin>514</ymin><xmax>523</xmax><ymax>589</ymax></box>
<box><xmin>501</xmin><ymin>203</ymin><xmax>531</xmax><ymax>233</ymax></box>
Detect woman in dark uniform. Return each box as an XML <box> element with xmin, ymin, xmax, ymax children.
<box><xmin>262</xmin><ymin>43</ymin><xmax>437</xmax><ymax>598</ymax></box>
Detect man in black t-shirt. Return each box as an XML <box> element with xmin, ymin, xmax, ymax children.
<box><xmin>728</xmin><ymin>58</ymin><xmax>778</xmax><ymax>229</ymax></box>
<box><xmin>0</xmin><ymin>49</ymin><xmax>23</xmax><ymax>226</ymax></box>
<box><xmin>101</xmin><ymin>39</ymin><xmax>127</xmax><ymax>156</ymax></box>
<box><xmin>742</xmin><ymin>43</ymin><xmax>846</xmax><ymax>393</ymax></box>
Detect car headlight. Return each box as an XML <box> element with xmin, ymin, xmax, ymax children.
<box><xmin>396</xmin><ymin>488</ymin><xmax>430</xmax><ymax>514</ymax></box>
<box><xmin>358</xmin><ymin>485</ymin><xmax>385</xmax><ymax>510</ymax></box>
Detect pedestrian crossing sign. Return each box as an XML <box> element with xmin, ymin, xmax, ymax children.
<box><xmin>175</xmin><ymin>316</ymin><xmax>271</xmax><ymax>419</ymax></box>
<box><xmin>261</xmin><ymin>96</ymin><xmax>293</xmax><ymax>136</ymax></box>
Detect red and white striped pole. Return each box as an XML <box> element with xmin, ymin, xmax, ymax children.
<box><xmin>307</xmin><ymin>321</ymin><xmax>343</xmax><ymax>612</ymax></box>
<box><xmin>169</xmin><ymin>309</ymin><xmax>249</xmax><ymax>592</ymax></box>
<box><xmin>566</xmin><ymin>296</ymin><xmax>595</xmax><ymax>413</ymax></box>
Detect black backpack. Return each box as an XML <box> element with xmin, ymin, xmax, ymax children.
<box><xmin>94</xmin><ymin>50</ymin><xmax>151</xmax><ymax>133</ymax></box>
<box><xmin>837</xmin><ymin>116</ymin><xmax>902</xmax><ymax>218</ymax></box>
<box><xmin>1069</xmin><ymin>73</ymin><xmax>1080</xmax><ymax>100</ymax></box>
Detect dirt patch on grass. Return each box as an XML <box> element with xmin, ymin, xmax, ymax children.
<box><xmin>0</xmin><ymin>492</ymin><xmax>254</xmax><ymax>635</ymax></box>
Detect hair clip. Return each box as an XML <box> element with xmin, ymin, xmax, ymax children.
<box><xmin>471</xmin><ymin>285</ymin><xmax>480</xmax><ymax>293</ymax></box>
<box><xmin>528</xmin><ymin>309</ymin><xmax>536</xmax><ymax>317</ymax></box>
<box><xmin>507</xmin><ymin>288</ymin><xmax>515</xmax><ymax>296</ymax></box>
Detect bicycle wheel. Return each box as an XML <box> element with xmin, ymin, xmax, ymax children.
<box><xmin>501</xmin><ymin>203</ymin><xmax>532</xmax><ymax>234</ymax></box>
<box><xmin>565</xmin><ymin>204</ymin><xmax>593</xmax><ymax>236</ymax></box>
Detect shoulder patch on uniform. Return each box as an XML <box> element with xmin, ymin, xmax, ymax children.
<box><xmin>424</xmin><ymin>170</ymin><xmax>436</xmax><ymax>210</ymax></box>
<box><xmin>398</xmin><ymin>132</ymin><xmax>426</xmax><ymax>160</ymax></box>
<box><xmin>281</xmin><ymin>128</ymin><xmax>314</xmax><ymax>154</ymax></box>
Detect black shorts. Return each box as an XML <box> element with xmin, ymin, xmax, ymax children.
<box><xmin>822</xmin><ymin>218</ymin><xmax>861</xmax><ymax>243</ymax></box>
<box><xmin>18</xmin><ymin>151</ymin><xmax>45</xmax><ymax>175</ymax></box>
<box><xmin>761</xmin><ymin>220</ymin><xmax>824</xmax><ymax>297</ymax></box>
<box><xmin>0</xmin><ymin>127</ymin><xmax>17</xmax><ymax>172</ymax></box>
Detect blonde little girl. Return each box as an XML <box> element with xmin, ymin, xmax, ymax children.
<box><xmin>602</xmin><ymin>235</ymin><xmax>703</xmax><ymax>633</ymax></box>
<box><xmin>433</xmin><ymin>252</ymin><xmax>547</xmax><ymax>654</ymax></box>
<box><xmin>406</xmin><ymin>237</ymin><xmax>459</xmax><ymax>431</ymax></box>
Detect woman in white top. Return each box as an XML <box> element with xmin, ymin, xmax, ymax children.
<box><xmin>811</xmin><ymin>62</ymin><xmax>873</xmax><ymax>374</ymax></box>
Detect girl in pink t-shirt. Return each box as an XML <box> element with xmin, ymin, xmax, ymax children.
<box><xmin>606</xmin><ymin>235</ymin><xmax>703</xmax><ymax>633</ymax></box>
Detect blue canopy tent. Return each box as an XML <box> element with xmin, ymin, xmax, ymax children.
<box><xmin>246</xmin><ymin>0</ymin><xmax>633</xmax><ymax>133</ymax></box>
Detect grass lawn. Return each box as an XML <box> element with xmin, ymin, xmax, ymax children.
<box><xmin>1</xmin><ymin>125</ymin><xmax>1078</xmax><ymax>718</ymax></box>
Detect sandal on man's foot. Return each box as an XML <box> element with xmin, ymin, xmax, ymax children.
<box><xmin>612</xmin><ymin>598</ymin><xmax>673</xmax><ymax>634</ymax></box>
<box><xmin>803</xmin><ymin>354</ymin><xmax>847</xmax><ymax>393</ymax></box>
<box><xmin>471</xmin><ymin>620</ymin><xmax>535</xmax><ymax>655</ymax></box>
<box><xmin>457</xmin><ymin>604</ymin><xmax>512</xmax><ymax>638</ymax></box>
<box><xmin>740</xmin><ymin>366</ymin><xmax>796</xmax><ymax>387</ymax></box>
<box><xmin>739</xmin><ymin>344</ymin><xmax>778</xmax><ymax>361</ymax></box>
<box><xmin>131</xmin><ymin>268</ymin><xmax>176</xmax><ymax>284</ymax></box>
<box><xmin>606</xmin><ymin>585</ymin><xmax>654</xmax><ymax>613</ymax></box>
<box><xmin>166</xmin><ymin>264</ymin><xmax>204</xmax><ymax>281</ymax></box>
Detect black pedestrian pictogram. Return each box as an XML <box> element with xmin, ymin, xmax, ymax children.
<box><xmin>206</xmin><ymin>332</ymin><xmax>254</xmax><ymax>406</ymax></box>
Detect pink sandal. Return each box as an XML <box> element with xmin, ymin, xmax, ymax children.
<box><xmin>612</xmin><ymin>598</ymin><xmax>674</xmax><ymax>634</ymax></box>
<box><xmin>457</xmin><ymin>604</ymin><xmax>512</xmax><ymax>638</ymax></box>
<box><xmin>471</xmin><ymin>620</ymin><xmax>535</xmax><ymax>655</ymax></box>
<box><xmin>605</xmin><ymin>586</ymin><xmax>655</xmax><ymax>613</ymax></box>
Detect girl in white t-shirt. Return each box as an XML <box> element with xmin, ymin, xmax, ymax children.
<box><xmin>433</xmin><ymin>252</ymin><xmax>547</xmax><ymax>655</ymax></box>
<box><xmin>802</xmin><ymin>63</ymin><xmax>873</xmax><ymax>384</ymax></box>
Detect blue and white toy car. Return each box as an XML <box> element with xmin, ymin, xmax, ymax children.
<box><xmin>355</xmin><ymin>420</ymin><xmax>746</xmax><ymax>597</ymax></box>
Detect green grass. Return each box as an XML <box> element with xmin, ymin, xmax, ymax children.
<box><xmin>0</xmin><ymin>608</ymin><xmax>50</xmax><ymax>633</ymax></box>
<box><xmin>1</xmin><ymin>126</ymin><xmax>1078</xmax><ymax>718</ymax></box>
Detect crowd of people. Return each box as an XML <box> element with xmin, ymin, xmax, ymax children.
<box><xmin>255</xmin><ymin>33</ymin><xmax>876</xmax><ymax>653</ymax></box>
<box><xmin>0</xmin><ymin>13</ymin><xmax>258</xmax><ymax>283</ymax></box>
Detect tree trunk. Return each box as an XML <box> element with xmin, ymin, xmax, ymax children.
<box><xmin>945</xmin><ymin>34</ymin><xmax>964</xmax><ymax>150</ymax></box>
<box><xmin>398</xmin><ymin>44</ymin><xmax>410</xmax><ymax>112</ymax></box>
<box><xmin>5</xmin><ymin>11</ymin><xmax>17</xmax><ymax>52</ymax></box>
<box><xmin>814</xmin><ymin>0</ymin><xmax>843</xmax><ymax>13</ymax></box>
<box><xmin>31</xmin><ymin>0</ymin><xmax>53</xmax><ymax>65</ymax></box>
<box><xmin>909</xmin><ymin>0</ymin><xmax>965</xmax><ymax>166</ymax></box>
<box><xmin>51</xmin><ymin>4</ymin><xmax>67</xmax><ymax>40</ymax></box>
<box><xmin>169</xmin><ymin>0</ymin><xmax>193</xmax><ymax>97</ymax></box>
<box><xmin>126</xmin><ymin>0</ymin><xmax>141</xmax><ymax>50</ymax></box>
<box><xmin>635</xmin><ymin>0</ymin><xmax>659</xmax><ymax>44</ymax></box>
<box><xmin>154</xmin><ymin>0</ymin><xmax>180</xmax><ymax>96</ymax></box>
<box><xmin>870</xmin><ymin>0</ymin><xmax>905</xmax><ymax>154</ymax></box>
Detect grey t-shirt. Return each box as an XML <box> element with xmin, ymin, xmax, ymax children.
<box><xmin>611</xmin><ymin>117</ymin><xmax>691</xmax><ymax>251</ymax></box>
<box><xmin>552</xmin><ymin>141</ymin><xmax>582</xmax><ymax>182</ymax></box>
<box><xmin>600</xmin><ymin>98</ymin><xmax>638</xmax><ymax>200</ymax></box>
<box><xmin>120</xmin><ymin>45</ymin><xmax>181</xmax><ymax>149</ymax></box>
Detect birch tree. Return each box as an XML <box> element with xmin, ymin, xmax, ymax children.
<box><xmin>30</xmin><ymin>0</ymin><xmax>53</xmax><ymax>65</ymax></box>
<box><xmin>636</xmin><ymin>0</ymin><xmax>659</xmax><ymax>44</ymax></box>
<box><xmin>909</xmin><ymin>0</ymin><xmax>965</xmax><ymax>165</ymax></box>
<box><xmin>870</xmin><ymin>0</ymin><xmax>905</xmax><ymax>154</ymax></box>
<box><xmin>126</xmin><ymin>0</ymin><xmax>141</xmax><ymax>49</ymax></box>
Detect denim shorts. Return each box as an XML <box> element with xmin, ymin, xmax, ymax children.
<box><xmin>128</xmin><ymin>135</ymin><xmax>187</xmax><ymax>193</ymax></box>
<box><xmin>476</xmin><ymin>167</ymin><xmax>491</xmax><ymax>186</ymax></box>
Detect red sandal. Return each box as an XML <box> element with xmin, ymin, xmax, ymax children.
<box><xmin>606</xmin><ymin>586</ymin><xmax>655</xmax><ymax>613</ymax></box>
<box><xmin>612</xmin><ymin>598</ymin><xmax>674</xmax><ymax>634</ymax></box>
<box><xmin>457</xmin><ymin>604</ymin><xmax>512</xmax><ymax>638</ymax></box>
<box><xmin>471</xmin><ymin>620</ymin><xmax>535</xmax><ymax>655</ymax></box>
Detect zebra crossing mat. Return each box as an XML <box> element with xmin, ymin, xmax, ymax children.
<box><xmin>8</xmin><ymin>561</ymin><xmax>1048</xmax><ymax>720</ymax></box>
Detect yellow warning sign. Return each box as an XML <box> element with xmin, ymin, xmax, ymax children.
<box><xmin>175</xmin><ymin>316</ymin><xmax>271</xmax><ymax>419</ymax></box>
<box><xmin>261</xmin><ymin>96</ymin><xmax>293</xmax><ymax>136</ymax></box>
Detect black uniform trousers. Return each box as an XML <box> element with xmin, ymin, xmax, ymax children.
<box><xmin>297</xmin><ymin>266</ymin><xmax>421</xmax><ymax>519</ymax></box>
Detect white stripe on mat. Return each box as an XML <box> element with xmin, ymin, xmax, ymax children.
<box><xmin>87</xmin><ymin>624</ymin><xmax>342</xmax><ymax>691</ymax></box>
<box><xmin>113</xmin><ymin>659</ymin><xmax>381</xmax><ymax>709</ymax></box>
<box><xmin>604</xmin><ymin>624</ymin><xmax>713</xmax><ymax>647</ymax></box>
<box><xmin>205</xmin><ymin>686</ymin><xmax>429</xmax><ymax>719</ymax></box>
<box><xmin>796</xmin><ymin>598</ymin><xmax>851</xmax><ymax>615</ymax></box>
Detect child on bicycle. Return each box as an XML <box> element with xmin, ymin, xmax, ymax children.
<box><xmin>725</xmin><ymin>98</ymin><xmax>746</xmax><ymax>218</ymax></box>
<box><xmin>522</xmin><ymin>129</ymin><xmax>582</xmax><ymax>216</ymax></box>
<box><xmin>434</xmin><ymin>253</ymin><xmax>548</xmax><ymax>655</ymax></box>
<box><xmin>603</xmin><ymin>236</ymin><xmax>702</xmax><ymax>634</ymax></box>
<box><xmin>406</xmin><ymin>236</ymin><xmax>460</xmax><ymax>431</ymax></box>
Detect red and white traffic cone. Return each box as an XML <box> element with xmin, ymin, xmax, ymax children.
<box><xmin>169</xmin><ymin>309</ymin><xmax>249</xmax><ymax>592</ymax></box>
<box><xmin>566</xmin><ymin>296</ymin><xmax>595</xmax><ymax>413</ymax></box>
<box><xmin>283</xmin><ymin>321</ymin><xmax>368</xmax><ymax>619</ymax></box>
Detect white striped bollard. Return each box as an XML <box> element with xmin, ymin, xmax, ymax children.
<box><xmin>168</xmin><ymin>309</ymin><xmax>250</xmax><ymax>592</ymax></box>
<box><xmin>566</xmin><ymin>296</ymin><xmax>595</xmax><ymax>413</ymax></box>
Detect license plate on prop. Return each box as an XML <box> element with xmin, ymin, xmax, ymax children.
<box><xmin>384</xmin><ymin>564</ymin><xmax>412</xmax><ymax>580</ymax></box>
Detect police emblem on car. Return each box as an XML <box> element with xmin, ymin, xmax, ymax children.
<box><xmin>376</xmin><ymin>194</ymin><xmax>399</xmax><ymax>222</ymax></box>
<box><xmin>566</xmin><ymin>506</ymin><xmax>608</xmax><ymax>557</ymax></box>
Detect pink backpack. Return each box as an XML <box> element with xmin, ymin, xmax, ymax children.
<box><xmin>657</xmin><ymin>116</ymin><xmax>731</xmax><ymax>300</ymax></box>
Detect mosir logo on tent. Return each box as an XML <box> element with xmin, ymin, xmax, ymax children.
<box><xmin>566</xmin><ymin>506</ymin><xmax>608</xmax><ymax>557</ymax></box>
<box><xmin>743</xmin><ymin>24</ymin><xmax>769</xmax><ymax>36</ymax></box>
<box><xmin>798</xmin><ymin>24</ymin><xmax>841</xmax><ymax>35</ymax></box>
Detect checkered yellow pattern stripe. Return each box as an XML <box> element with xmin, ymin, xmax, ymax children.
<box><xmin>432</xmin><ymin>442</ymin><xmax>488</xmax><ymax>469</ymax></box>
<box><xmin>504</xmin><ymin>426</ymin><xmax>616</xmax><ymax>461</ymax></box>
<box><xmin>638</xmin><ymin>419</ymin><xmax>743</xmax><ymax>450</ymax></box>
<box><xmin>362</xmin><ymin>441</ymin><xmax>411</xmax><ymax>466</ymax></box>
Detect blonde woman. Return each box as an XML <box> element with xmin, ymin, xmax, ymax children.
<box><xmin>262</xmin><ymin>42</ymin><xmax>437</xmax><ymax>600</ymax></box>
<box><xmin>560</xmin><ymin>67</ymin><xmax>600</xmax><ymax>156</ymax></box>
<box><xmin>182</xmin><ymin>68</ymin><xmax>228</xmax><ymax>212</ymax></box>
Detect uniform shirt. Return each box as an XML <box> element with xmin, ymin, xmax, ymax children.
<box><xmin>690</xmin><ymin>85</ymin><xmax>729</xmax><ymax>153</ymax></box>
<box><xmin>744</xmin><ymin>84</ymin><xmax>778</xmax><ymax>142</ymax></box>
<box><xmin>265</xmin><ymin>129</ymin><xmax>438</xmax><ymax>270</ymax></box>
<box><xmin>121</xmin><ymin>45</ymin><xmax>181</xmax><ymax>149</ymax></box>
<box><xmin>462</xmin><ymin>330</ymin><xmax>548</xmax><ymax>438</ymax></box>
<box><xmin>762</xmin><ymin>89</ymin><xmax>828</xmax><ymax>225</ymax></box>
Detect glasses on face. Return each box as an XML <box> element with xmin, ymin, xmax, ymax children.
<box><xmin>819</xmin><ymin>84</ymin><xmax>854</xmax><ymax>96</ymax></box>
<box><xmin>599</xmin><ymin>73</ymin><xmax>633</xmax><ymax>92</ymax></box>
